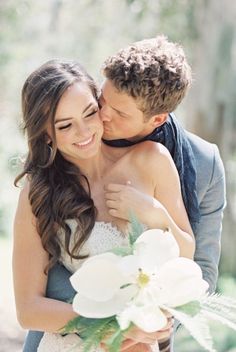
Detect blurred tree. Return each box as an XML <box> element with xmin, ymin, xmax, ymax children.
<box><xmin>0</xmin><ymin>0</ymin><xmax>235</xmax><ymax>276</ymax></box>
<box><xmin>180</xmin><ymin>0</ymin><xmax>236</xmax><ymax>276</ymax></box>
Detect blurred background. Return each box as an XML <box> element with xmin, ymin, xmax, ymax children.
<box><xmin>0</xmin><ymin>0</ymin><xmax>236</xmax><ymax>351</ymax></box>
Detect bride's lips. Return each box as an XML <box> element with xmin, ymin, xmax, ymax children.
<box><xmin>73</xmin><ymin>134</ymin><xmax>95</xmax><ymax>149</ymax></box>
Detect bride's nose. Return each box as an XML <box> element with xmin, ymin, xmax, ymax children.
<box><xmin>75</xmin><ymin>121</ymin><xmax>90</xmax><ymax>137</ymax></box>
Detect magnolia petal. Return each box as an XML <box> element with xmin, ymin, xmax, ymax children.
<box><xmin>70</xmin><ymin>252</ymin><xmax>121</xmax><ymax>292</ymax></box>
<box><xmin>165</xmin><ymin>278</ymin><xmax>209</xmax><ymax>307</ymax></box>
<box><xmin>70</xmin><ymin>257</ymin><xmax>128</xmax><ymax>302</ymax></box>
<box><xmin>117</xmin><ymin>255</ymin><xmax>139</xmax><ymax>278</ymax></box>
<box><xmin>72</xmin><ymin>284</ymin><xmax>138</xmax><ymax>318</ymax></box>
<box><xmin>117</xmin><ymin>304</ymin><xmax>167</xmax><ymax>332</ymax></box>
<box><xmin>80</xmin><ymin>252</ymin><xmax>121</xmax><ymax>267</ymax></box>
<box><xmin>134</xmin><ymin>229</ymin><xmax>179</xmax><ymax>272</ymax></box>
<box><xmin>156</xmin><ymin>257</ymin><xmax>209</xmax><ymax>306</ymax></box>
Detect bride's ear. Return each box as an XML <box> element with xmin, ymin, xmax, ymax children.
<box><xmin>151</xmin><ymin>113</ymin><xmax>168</xmax><ymax>128</ymax></box>
<box><xmin>45</xmin><ymin>133</ymin><xmax>52</xmax><ymax>145</ymax></box>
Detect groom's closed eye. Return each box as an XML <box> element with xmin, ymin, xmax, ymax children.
<box><xmin>98</xmin><ymin>95</ymin><xmax>105</xmax><ymax>108</ymax></box>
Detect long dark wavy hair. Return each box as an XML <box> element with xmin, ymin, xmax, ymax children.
<box><xmin>15</xmin><ymin>59</ymin><xmax>99</xmax><ymax>272</ymax></box>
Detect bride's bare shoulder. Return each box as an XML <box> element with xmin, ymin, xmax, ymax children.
<box><xmin>130</xmin><ymin>141</ymin><xmax>173</xmax><ymax>165</ymax></box>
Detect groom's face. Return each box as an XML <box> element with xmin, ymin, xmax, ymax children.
<box><xmin>100</xmin><ymin>79</ymin><xmax>154</xmax><ymax>142</ymax></box>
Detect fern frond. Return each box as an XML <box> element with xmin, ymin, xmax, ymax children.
<box><xmin>63</xmin><ymin>316</ymin><xmax>120</xmax><ymax>352</ymax></box>
<box><xmin>166</xmin><ymin>307</ymin><xmax>216</xmax><ymax>352</ymax></box>
<box><xmin>105</xmin><ymin>328</ymin><xmax>123</xmax><ymax>352</ymax></box>
<box><xmin>201</xmin><ymin>294</ymin><xmax>236</xmax><ymax>331</ymax></box>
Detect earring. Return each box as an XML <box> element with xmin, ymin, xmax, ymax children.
<box><xmin>47</xmin><ymin>144</ymin><xmax>53</xmax><ymax>156</ymax></box>
<box><xmin>39</xmin><ymin>144</ymin><xmax>54</xmax><ymax>168</ymax></box>
<box><xmin>47</xmin><ymin>144</ymin><xmax>54</xmax><ymax>163</ymax></box>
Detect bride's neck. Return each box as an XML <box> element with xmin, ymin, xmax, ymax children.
<box><xmin>74</xmin><ymin>146</ymin><xmax>112</xmax><ymax>182</ymax></box>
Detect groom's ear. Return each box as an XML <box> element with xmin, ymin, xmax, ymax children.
<box><xmin>150</xmin><ymin>113</ymin><xmax>168</xmax><ymax>128</ymax></box>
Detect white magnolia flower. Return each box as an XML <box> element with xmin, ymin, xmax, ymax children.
<box><xmin>70</xmin><ymin>229</ymin><xmax>208</xmax><ymax>332</ymax></box>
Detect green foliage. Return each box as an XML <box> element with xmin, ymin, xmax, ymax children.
<box><xmin>63</xmin><ymin>316</ymin><xmax>124</xmax><ymax>352</ymax></box>
<box><xmin>201</xmin><ymin>294</ymin><xmax>236</xmax><ymax>330</ymax></box>
<box><xmin>105</xmin><ymin>328</ymin><xmax>124</xmax><ymax>352</ymax></box>
<box><xmin>128</xmin><ymin>213</ymin><xmax>145</xmax><ymax>246</ymax></box>
<box><xmin>176</xmin><ymin>301</ymin><xmax>201</xmax><ymax>316</ymax></box>
<box><xmin>110</xmin><ymin>246</ymin><xmax>133</xmax><ymax>256</ymax></box>
<box><xmin>176</xmin><ymin>276</ymin><xmax>236</xmax><ymax>351</ymax></box>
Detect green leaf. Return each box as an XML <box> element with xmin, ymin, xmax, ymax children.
<box><xmin>63</xmin><ymin>316</ymin><xmax>120</xmax><ymax>351</ymax></box>
<box><xmin>128</xmin><ymin>213</ymin><xmax>145</xmax><ymax>246</ymax></box>
<box><xmin>63</xmin><ymin>316</ymin><xmax>122</xmax><ymax>352</ymax></box>
<box><xmin>110</xmin><ymin>246</ymin><xmax>133</xmax><ymax>256</ymax></box>
<box><xmin>105</xmin><ymin>329</ymin><xmax>123</xmax><ymax>352</ymax></box>
<box><xmin>176</xmin><ymin>301</ymin><xmax>201</xmax><ymax>316</ymax></box>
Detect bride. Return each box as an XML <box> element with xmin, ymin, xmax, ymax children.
<box><xmin>13</xmin><ymin>59</ymin><xmax>194</xmax><ymax>352</ymax></box>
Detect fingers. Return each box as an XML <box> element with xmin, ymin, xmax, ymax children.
<box><xmin>105</xmin><ymin>183</ymin><xmax>127</xmax><ymax>192</ymax></box>
<box><xmin>108</xmin><ymin>208</ymin><xmax>122</xmax><ymax>218</ymax></box>
<box><xmin>124</xmin><ymin>322</ymin><xmax>173</xmax><ymax>345</ymax></box>
<box><xmin>105</xmin><ymin>199</ymin><xmax>118</xmax><ymax>208</ymax></box>
<box><xmin>122</xmin><ymin>343</ymin><xmax>152</xmax><ymax>352</ymax></box>
<box><xmin>125</xmin><ymin>330</ymin><xmax>158</xmax><ymax>344</ymax></box>
<box><xmin>153</xmin><ymin>329</ymin><xmax>173</xmax><ymax>342</ymax></box>
<box><xmin>101</xmin><ymin>339</ymin><xmax>137</xmax><ymax>352</ymax></box>
<box><xmin>120</xmin><ymin>339</ymin><xmax>138</xmax><ymax>351</ymax></box>
<box><xmin>162</xmin><ymin>310</ymin><xmax>173</xmax><ymax>319</ymax></box>
<box><xmin>158</xmin><ymin>317</ymin><xmax>174</xmax><ymax>332</ymax></box>
<box><xmin>104</xmin><ymin>183</ymin><xmax>131</xmax><ymax>220</ymax></box>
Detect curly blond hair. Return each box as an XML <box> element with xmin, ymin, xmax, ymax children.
<box><xmin>102</xmin><ymin>35</ymin><xmax>192</xmax><ymax>119</ymax></box>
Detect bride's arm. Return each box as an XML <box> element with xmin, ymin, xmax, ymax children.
<box><xmin>105</xmin><ymin>142</ymin><xmax>195</xmax><ymax>259</ymax></box>
<box><xmin>12</xmin><ymin>185</ymin><xmax>77</xmax><ymax>332</ymax></box>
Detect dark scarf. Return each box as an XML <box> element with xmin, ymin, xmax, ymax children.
<box><xmin>102</xmin><ymin>113</ymin><xmax>200</xmax><ymax>232</ymax></box>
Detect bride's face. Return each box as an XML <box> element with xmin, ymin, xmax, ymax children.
<box><xmin>48</xmin><ymin>81</ymin><xmax>103</xmax><ymax>162</ymax></box>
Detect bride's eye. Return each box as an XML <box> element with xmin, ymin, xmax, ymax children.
<box><xmin>58</xmin><ymin>123</ymin><xmax>71</xmax><ymax>130</ymax></box>
<box><xmin>84</xmin><ymin>109</ymin><xmax>98</xmax><ymax>118</ymax></box>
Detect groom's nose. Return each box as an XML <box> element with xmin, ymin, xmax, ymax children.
<box><xmin>100</xmin><ymin>105</ymin><xmax>113</xmax><ymax>122</ymax></box>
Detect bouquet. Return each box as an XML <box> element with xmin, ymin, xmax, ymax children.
<box><xmin>62</xmin><ymin>219</ymin><xmax>236</xmax><ymax>352</ymax></box>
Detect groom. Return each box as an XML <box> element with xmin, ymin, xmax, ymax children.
<box><xmin>23</xmin><ymin>36</ymin><xmax>226</xmax><ymax>351</ymax></box>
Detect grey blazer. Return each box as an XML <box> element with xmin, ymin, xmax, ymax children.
<box><xmin>22</xmin><ymin>132</ymin><xmax>226</xmax><ymax>352</ymax></box>
<box><xmin>187</xmin><ymin>132</ymin><xmax>226</xmax><ymax>293</ymax></box>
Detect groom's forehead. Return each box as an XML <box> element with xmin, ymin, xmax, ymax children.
<box><xmin>101</xmin><ymin>79</ymin><xmax>137</xmax><ymax>106</ymax></box>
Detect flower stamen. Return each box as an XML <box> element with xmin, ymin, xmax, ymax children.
<box><xmin>138</xmin><ymin>269</ymin><xmax>150</xmax><ymax>287</ymax></box>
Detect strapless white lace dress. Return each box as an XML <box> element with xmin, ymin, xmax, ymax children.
<box><xmin>37</xmin><ymin>221</ymin><xmax>159</xmax><ymax>352</ymax></box>
<box><xmin>37</xmin><ymin>221</ymin><xmax>130</xmax><ymax>352</ymax></box>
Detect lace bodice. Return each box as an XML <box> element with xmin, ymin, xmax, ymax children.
<box><xmin>37</xmin><ymin>221</ymin><xmax>130</xmax><ymax>352</ymax></box>
<box><xmin>59</xmin><ymin>221</ymin><xmax>130</xmax><ymax>273</ymax></box>
<box><xmin>38</xmin><ymin>222</ymin><xmax>159</xmax><ymax>352</ymax></box>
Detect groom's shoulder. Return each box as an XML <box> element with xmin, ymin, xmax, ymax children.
<box><xmin>186</xmin><ymin>131</ymin><xmax>224</xmax><ymax>182</ymax></box>
<box><xmin>186</xmin><ymin>131</ymin><xmax>218</xmax><ymax>161</ymax></box>
<box><xmin>185</xmin><ymin>131</ymin><xmax>218</xmax><ymax>160</ymax></box>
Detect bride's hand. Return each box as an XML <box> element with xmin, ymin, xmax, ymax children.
<box><xmin>120</xmin><ymin>341</ymin><xmax>152</xmax><ymax>351</ymax></box>
<box><xmin>100</xmin><ymin>340</ymin><xmax>151</xmax><ymax>351</ymax></box>
<box><xmin>101</xmin><ymin>316</ymin><xmax>173</xmax><ymax>351</ymax></box>
<box><xmin>105</xmin><ymin>182</ymin><xmax>167</xmax><ymax>228</ymax></box>
<box><xmin>123</xmin><ymin>315</ymin><xmax>173</xmax><ymax>345</ymax></box>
